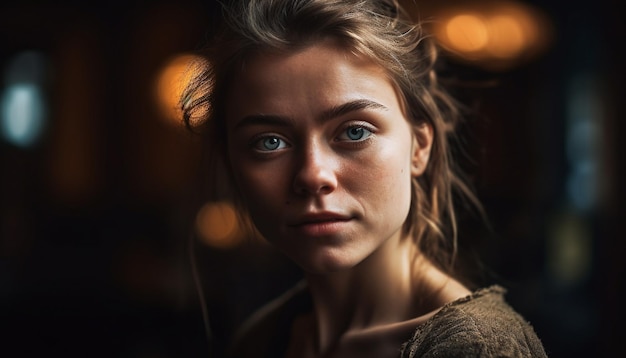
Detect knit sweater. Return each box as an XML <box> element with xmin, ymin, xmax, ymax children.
<box><xmin>227</xmin><ymin>282</ymin><xmax>547</xmax><ymax>357</ymax></box>
<box><xmin>399</xmin><ymin>285</ymin><xmax>547</xmax><ymax>357</ymax></box>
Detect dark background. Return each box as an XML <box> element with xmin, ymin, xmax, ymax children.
<box><xmin>0</xmin><ymin>0</ymin><xmax>624</xmax><ymax>357</ymax></box>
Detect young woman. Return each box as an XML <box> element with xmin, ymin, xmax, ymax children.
<box><xmin>181</xmin><ymin>0</ymin><xmax>547</xmax><ymax>357</ymax></box>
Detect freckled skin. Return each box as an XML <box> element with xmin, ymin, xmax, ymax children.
<box><xmin>222</xmin><ymin>40</ymin><xmax>477</xmax><ymax>358</ymax></box>
<box><xmin>225</xmin><ymin>41</ymin><xmax>425</xmax><ymax>274</ymax></box>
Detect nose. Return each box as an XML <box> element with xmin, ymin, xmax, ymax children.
<box><xmin>292</xmin><ymin>141</ymin><xmax>338</xmax><ymax>196</ymax></box>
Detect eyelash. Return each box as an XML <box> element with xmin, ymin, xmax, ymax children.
<box><xmin>336</xmin><ymin>123</ymin><xmax>375</xmax><ymax>143</ymax></box>
<box><xmin>248</xmin><ymin>122</ymin><xmax>376</xmax><ymax>153</ymax></box>
<box><xmin>250</xmin><ymin>134</ymin><xmax>290</xmax><ymax>152</ymax></box>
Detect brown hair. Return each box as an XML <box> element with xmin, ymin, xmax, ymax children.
<box><xmin>181</xmin><ymin>0</ymin><xmax>484</xmax><ymax>278</ymax></box>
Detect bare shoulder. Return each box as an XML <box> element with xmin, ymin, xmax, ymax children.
<box><xmin>226</xmin><ymin>280</ymin><xmax>310</xmax><ymax>358</ymax></box>
<box><xmin>400</xmin><ymin>286</ymin><xmax>548</xmax><ymax>358</ymax></box>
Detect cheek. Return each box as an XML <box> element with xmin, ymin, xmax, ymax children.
<box><xmin>233</xmin><ymin>160</ymin><xmax>291</xmax><ymax>214</ymax></box>
<box><xmin>347</xmin><ymin>144</ymin><xmax>413</xmax><ymax>211</ymax></box>
<box><xmin>236</xmin><ymin>168</ymin><xmax>269</xmax><ymax>201</ymax></box>
<box><xmin>376</xmin><ymin>137</ymin><xmax>413</xmax><ymax>184</ymax></box>
<box><xmin>377</xmin><ymin>165</ymin><xmax>413</xmax><ymax>210</ymax></box>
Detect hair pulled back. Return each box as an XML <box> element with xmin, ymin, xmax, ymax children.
<box><xmin>181</xmin><ymin>0</ymin><xmax>483</xmax><ymax>277</ymax></box>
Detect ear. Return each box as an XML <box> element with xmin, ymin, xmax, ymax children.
<box><xmin>410</xmin><ymin>122</ymin><xmax>433</xmax><ymax>177</ymax></box>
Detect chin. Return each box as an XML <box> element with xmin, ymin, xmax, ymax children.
<box><xmin>292</xmin><ymin>251</ymin><xmax>363</xmax><ymax>275</ymax></box>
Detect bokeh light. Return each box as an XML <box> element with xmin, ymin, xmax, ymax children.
<box><xmin>155</xmin><ymin>53</ymin><xmax>206</xmax><ymax>125</ymax></box>
<box><xmin>431</xmin><ymin>1</ymin><xmax>553</xmax><ymax>71</ymax></box>
<box><xmin>1</xmin><ymin>84</ymin><xmax>46</xmax><ymax>147</ymax></box>
<box><xmin>0</xmin><ymin>51</ymin><xmax>48</xmax><ymax>147</ymax></box>
<box><xmin>487</xmin><ymin>15</ymin><xmax>525</xmax><ymax>58</ymax></box>
<box><xmin>195</xmin><ymin>201</ymin><xmax>244</xmax><ymax>249</ymax></box>
<box><xmin>445</xmin><ymin>14</ymin><xmax>489</xmax><ymax>53</ymax></box>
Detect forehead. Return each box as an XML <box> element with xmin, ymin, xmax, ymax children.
<box><xmin>238</xmin><ymin>41</ymin><xmax>384</xmax><ymax>86</ymax></box>
<box><xmin>224</xmin><ymin>40</ymin><xmax>404</xmax><ymax>121</ymax></box>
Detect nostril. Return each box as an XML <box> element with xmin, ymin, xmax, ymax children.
<box><xmin>292</xmin><ymin>167</ymin><xmax>337</xmax><ymax>196</ymax></box>
<box><xmin>292</xmin><ymin>145</ymin><xmax>338</xmax><ymax>195</ymax></box>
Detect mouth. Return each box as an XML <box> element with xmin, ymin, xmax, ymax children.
<box><xmin>287</xmin><ymin>212</ymin><xmax>353</xmax><ymax>236</ymax></box>
<box><xmin>289</xmin><ymin>212</ymin><xmax>352</xmax><ymax>227</ymax></box>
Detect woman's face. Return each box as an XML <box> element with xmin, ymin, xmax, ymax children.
<box><xmin>225</xmin><ymin>41</ymin><xmax>431</xmax><ymax>273</ymax></box>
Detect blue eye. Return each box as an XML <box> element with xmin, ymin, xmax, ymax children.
<box><xmin>339</xmin><ymin>126</ymin><xmax>373</xmax><ymax>141</ymax></box>
<box><xmin>255</xmin><ymin>136</ymin><xmax>288</xmax><ymax>151</ymax></box>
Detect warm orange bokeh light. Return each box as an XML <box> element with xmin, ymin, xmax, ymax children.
<box><xmin>446</xmin><ymin>14</ymin><xmax>489</xmax><ymax>53</ymax></box>
<box><xmin>487</xmin><ymin>15</ymin><xmax>525</xmax><ymax>58</ymax></box>
<box><xmin>432</xmin><ymin>0</ymin><xmax>553</xmax><ymax>71</ymax></box>
<box><xmin>195</xmin><ymin>201</ymin><xmax>243</xmax><ymax>249</ymax></box>
<box><xmin>155</xmin><ymin>54</ymin><xmax>204</xmax><ymax>125</ymax></box>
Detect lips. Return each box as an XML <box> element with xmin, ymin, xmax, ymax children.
<box><xmin>287</xmin><ymin>212</ymin><xmax>353</xmax><ymax>237</ymax></box>
<box><xmin>289</xmin><ymin>212</ymin><xmax>352</xmax><ymax>226</ymax></box>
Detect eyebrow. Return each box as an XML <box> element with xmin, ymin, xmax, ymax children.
<box><xmin>233</xmin><ymin>99</ymin><xmax>388</xmax><ymax>131</ymax></box>
<box><xmin>320</xmin><ymin>99</ymin><xmax>388</xmax><ymax>122</ymax></box>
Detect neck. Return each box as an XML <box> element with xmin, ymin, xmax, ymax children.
<box><xmin>303</xmin><ymin>231</ymin><xmax>438</xmax><ymax>354</ymax></box>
